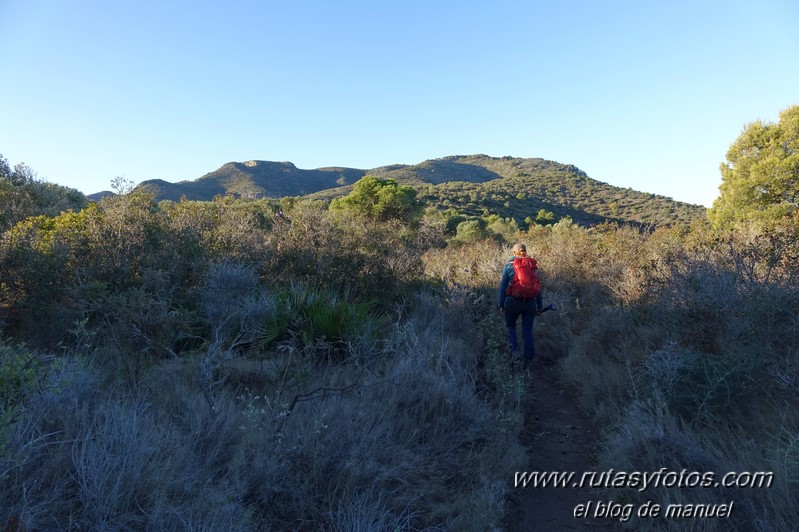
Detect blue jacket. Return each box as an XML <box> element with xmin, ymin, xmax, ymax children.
<box><xmin>499</xmin><ymin>258</ymin><xmax>543</xmax><ymax>309</ymax></box>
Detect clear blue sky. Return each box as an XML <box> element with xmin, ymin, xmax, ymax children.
<box><xmin>1</xmin><ymin>0</ymin><xmax>797</xmax><ymax>207</ymax></box>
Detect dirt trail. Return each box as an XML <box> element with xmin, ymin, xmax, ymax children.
<box><xmin>502</xmin><ymin>360</ymin><xmax>622</xmax><ymax>531</ymax></box>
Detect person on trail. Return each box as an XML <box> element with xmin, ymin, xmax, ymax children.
<box><xmin>499</xmin><ymin>243</ymin><xmax>543</xmax><ymax>365</ymax></box>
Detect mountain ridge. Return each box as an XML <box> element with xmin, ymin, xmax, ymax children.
<box><xmin>88</xmin><ymin>154</ymin><xmax>706</xmax><ymax>226</ymax></box>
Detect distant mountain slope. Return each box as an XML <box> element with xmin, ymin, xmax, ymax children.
<box><xmin>130</xmin><ymin>161</ymin><xmax>367</xmax><ymax>202</ymax></box>
<box><xmin>312</xmin><ymin>155</ymin><xmax>706</xmax><ymax>226</ymax></box>
<box><xmin>369</xmin><ymin>155</ymin><xmax>514</xmax><ymax>185</ymax></box>
<box><xmin>89</xmin><ymin>154</ymin><xmax>706</xmax><ymax>226</ymax></box>
<box><xmin>417</xmin><ymin>155</ymin><xmax>703</xmax><ymax>226</ymax></box>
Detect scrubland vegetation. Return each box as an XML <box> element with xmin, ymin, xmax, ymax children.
<box><xmin>133</xmin><ymin>154</ymin><xmax>707</xmax><ymax>228</ymax></box>
<box><xmin>0</xmin><ymin>181</ymin><xmax>531</xmax><ymax>530</ymax></box>
<box><xmin>1</xmin><ymin>106</ymin><xmax>797</xmax><ymax>530</ymax></box>
<box><xmin>434</xmin><ymin>215</ymin><xmax>799</xmax><ymax>530</ymax></box>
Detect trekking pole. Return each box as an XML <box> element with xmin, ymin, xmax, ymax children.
<box><xmin>537</xmin><ymin>303</ymin><xmax>557</xmax><ymax>315</ymax></box>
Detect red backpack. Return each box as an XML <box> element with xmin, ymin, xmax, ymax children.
<box><xmin>506</xmin><ymin>257</ymin><xmax>541</xmax><ymax>299</ymax></box>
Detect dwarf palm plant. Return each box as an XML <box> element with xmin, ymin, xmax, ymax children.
<box><xmin>257</xmin><ymin>283</ymin><xmax>388</xmax><ymax>357</ymax></box>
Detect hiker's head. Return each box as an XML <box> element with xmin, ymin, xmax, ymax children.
<box><xmin>512</xmin><ymin>243</ymin><xmax>527</xmax><ymax>257</ymax></box>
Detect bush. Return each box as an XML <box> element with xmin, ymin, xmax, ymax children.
<box><xmin>256</xmin><ymin>283</ymin><xmax>388</xmax><ymax>359</ymax></box>
<box><xmin>0</xmin><ymin>340</ymin><xmax>45</xmax><ymax>463</ymax></box>
<box><xmin>0</xmin><ymin>289</ymin><xmax>523</xmax><ymax>530</ymax></box>
<box><xmin>329</xmin><ymin>175</ymin><xmax>421</xmax><ymax>223</ymax></box>
<box><xmin>643</xmin><ymin>344</ymin><xmax>761</xmax><ymax>424</ymax></box>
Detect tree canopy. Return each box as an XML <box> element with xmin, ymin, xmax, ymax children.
<box><xmin>329</xmin><ymin>175</ymin><xmax>421</xmax><ymax>223</ymax></box>
<box><xmin>0</xmin><ymin>154</ymin><xmax>87</xmax><ymax>231</ymax></box>
<box><xmin>709</xmin><ymin>105</ymin><xmax>799</xmax><ymax>228</ymax></box>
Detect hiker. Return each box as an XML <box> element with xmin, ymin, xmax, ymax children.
<box><xmin>499</xmin><ymin>243</ymin><xmax>543</xmax><ymax>365</ymax></box>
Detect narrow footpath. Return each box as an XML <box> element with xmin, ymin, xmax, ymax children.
<box><xmin>502</xmin><ymin>360</ymin><xmax>621</xmax><ymax>531</ymax></box>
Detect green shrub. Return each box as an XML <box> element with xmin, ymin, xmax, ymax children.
<box><xmin>329</xmin><ymin>175</ymin><xmax>421</xmax><ymax>223</ymax></box>
<box><xmin>0</xmin><ymin>340</ymin><xmax>43</xmax><ymax>460</ymax></box>
<box><xmin>452</xmin><ymin>219</ymin><xmax>487</xmax><ymax>244</ymax></box>
<box><xmin>644</xmin><ymin>344</ymin><xmax>761</xmax><ymax>423</ymax></box>
<box><xmin>257</xmin><ymin>283</ymin><xmax>388</xmax><ymax>358</ymax></box>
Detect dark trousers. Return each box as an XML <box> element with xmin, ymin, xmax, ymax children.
<box><xmin>504</xmin><ymin>296</ymin><xmax>536</xmax><ymax>361</ymax></box>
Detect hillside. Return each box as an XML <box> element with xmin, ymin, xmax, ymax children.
<box><xmin>130</xmin><ymin>161</ymin><xmax>366</xmax><ymax>201</ymax></box>
<box><xmin>418</xmin><ymin>156</ymin><xmax>703</xmax><ymax>226</ymax></box>
<box><xmin>4</xmin><ymin>155</ymin><xmax>798</xmax><ymax>529</ymax></box>
<box><xmin>311</xmin><ymin>155</ymin><xmax>706</xmax><ymax>226</ymax></box>
<box><xmin>91</xmin><ymin>155</ymin><xmax>706</xmax><ymax>226</ymax></box>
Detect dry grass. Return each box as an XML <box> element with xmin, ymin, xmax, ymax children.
<box><xmin>421</xmin><ymin>220</ymin><xmax>799</xmax><ymax>531</ymax></box>
<box><xmin>3</xmin><ymin>195</ymin><xmax>799</xmax><ymax>530</ymax></box>
<box><xmin>1</xmin><ymin>290</ymin><xmax>524</xmax><ymax>530</ymax></box>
